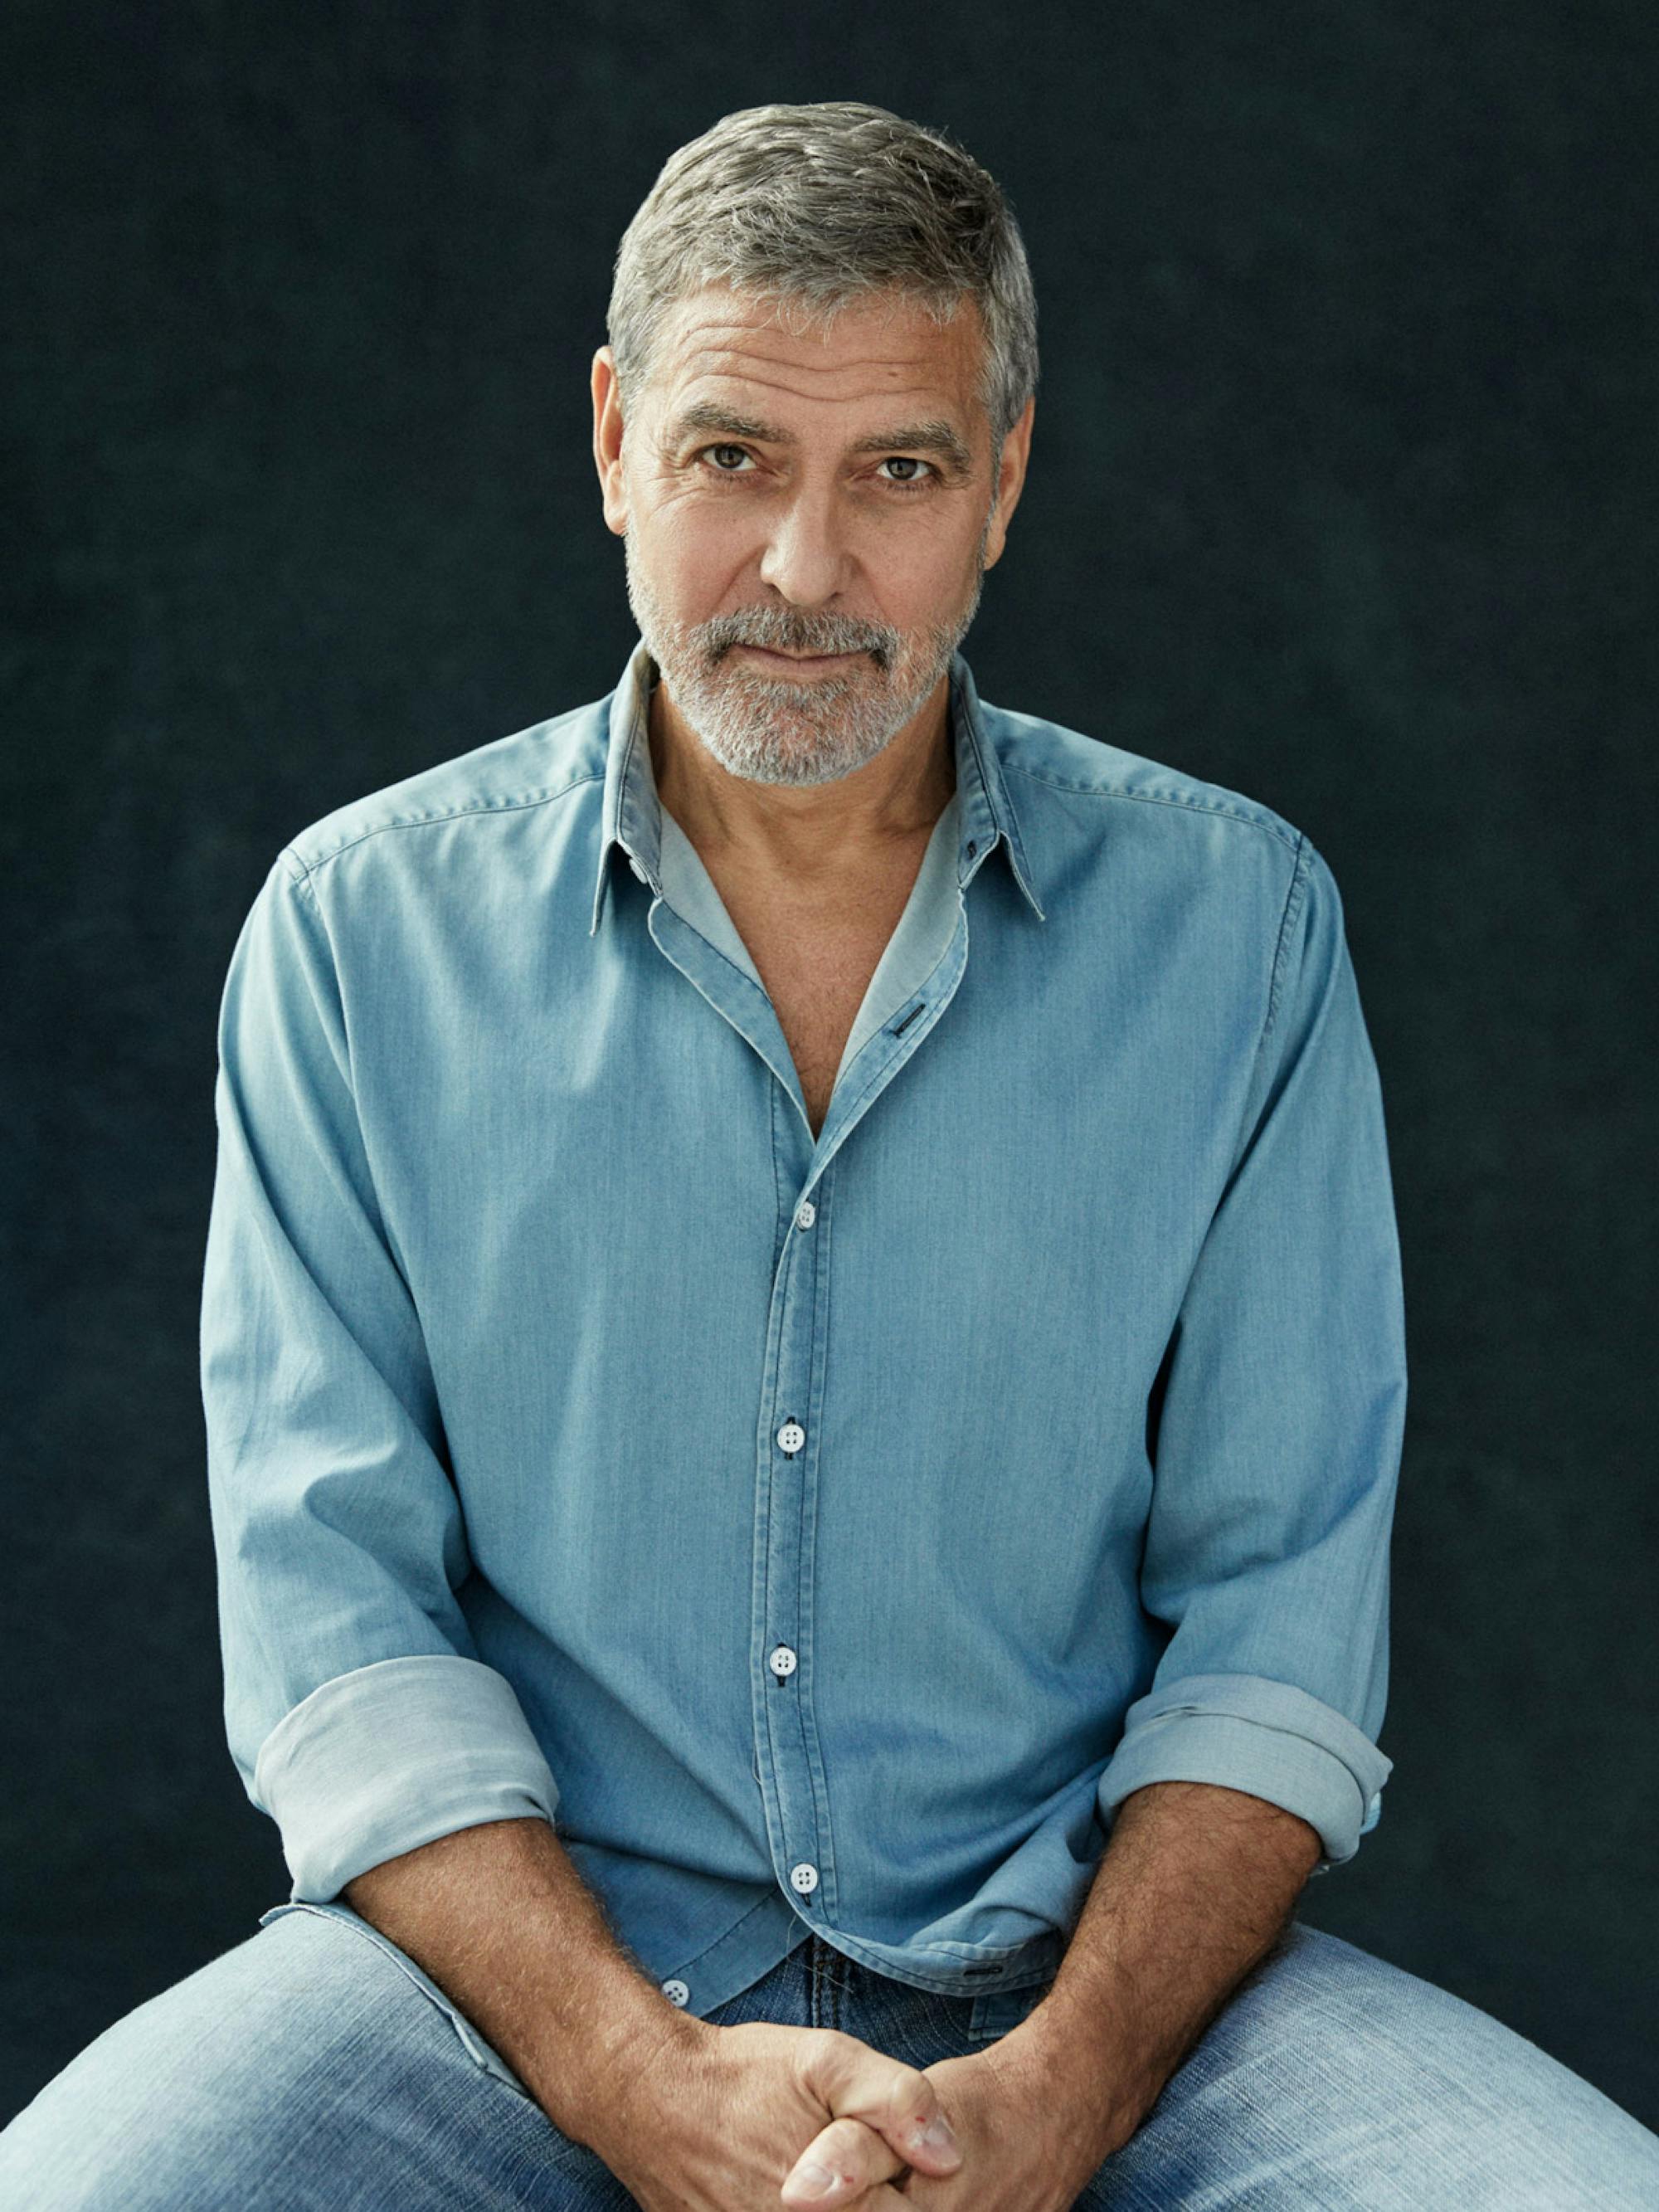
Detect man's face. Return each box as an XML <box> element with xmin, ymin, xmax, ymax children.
<box><xmin>592</xmin><ymin>281</ymin><xmax>1033</xmax><ymax>791</ymax></box>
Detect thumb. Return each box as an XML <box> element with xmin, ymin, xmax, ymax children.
<box><xmin>805</xmin><ymin>2033</ymin><xmax>966</xmax><ymax>2175</ymax></box>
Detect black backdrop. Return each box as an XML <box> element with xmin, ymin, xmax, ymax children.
<box><xmin>4</xmin><ymin>0</ymin><xmax>1656</xmax><ymax>2136</ymax></box>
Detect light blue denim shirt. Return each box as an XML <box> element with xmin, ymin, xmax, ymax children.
<box><xmin>202</xmin><ymin>636</ymin><xmax>1406</xmax><ymax>2020</ymax></box>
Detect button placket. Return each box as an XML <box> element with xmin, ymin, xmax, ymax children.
<box><xmin>757</xmin><ymin>1159</ymin><xmax>839</xmax><ymax>1941</ymax></box>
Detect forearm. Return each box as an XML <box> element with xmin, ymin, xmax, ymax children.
<box><xmin>342</xmin><ymin>1814</ymin><xmax>701</xmax><ymax>2146</ymax></box>
<box><xmin>1010</xmin><ymin>1780</ymin><xmax>1323</xmax><ymax>2147</ymax></box>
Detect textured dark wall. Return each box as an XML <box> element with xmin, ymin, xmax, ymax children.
<box><xmin>4</xmin><ymin>0</ymin><xmax>1656</xmax><ymax>2136</ymax></box>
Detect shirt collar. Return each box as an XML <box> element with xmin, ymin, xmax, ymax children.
<box><xmin>589</xmin><ymin>636</ymin><xmax>1047</xmax><ymax>938</ymax></box>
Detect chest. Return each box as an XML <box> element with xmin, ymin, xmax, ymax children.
<box><xmin>707</xmin><ymin>845</ymin><xmax>932</xmax><ymax>1139</ymax></box>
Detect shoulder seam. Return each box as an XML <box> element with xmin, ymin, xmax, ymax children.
<box><xmin>1262</xmin><ymin>831</ymin><xmax>1314</xmax><ymax>1044</ymax></box>
<box><xmin>1000</xmin><ymin>760</ymin><xmax>1301</xmax><ymax>855</ymax></box>
<box><xmin>283</xmin><ymin>772</ymin><xmax>607</xmax><ymax>886</ymax></box>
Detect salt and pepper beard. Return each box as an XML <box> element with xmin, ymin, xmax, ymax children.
<box><xmin>621</xmin><ymin>499</ymin><xmax>994</xmax><ymax>792</ymax></box>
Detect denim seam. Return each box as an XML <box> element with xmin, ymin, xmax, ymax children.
<box><xmin>1261</xmin><ymin>831</ymin><xmax>1313</xmax><ymax>1044</ymax></box>
<box><xmin>265</xmin><ymin>1903</ymin><xmax>533</xmax><ymax>2102</ymax></box>
<box><xmin>1001</xmin><ymin>759</ymin><xmax>1303</xmax><ymax>855</ymax></box>
<box><xmin>281</xmin><ymin>754</ymin><xmax>1306</xmax><ymax>900</ymax></box>
<box><xmin>285</xmin><ymin>771</ymin><xmax>608</xmax><ymax>889</ymax></box>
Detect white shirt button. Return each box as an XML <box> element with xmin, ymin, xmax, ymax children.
<box><xmin>776</xmin><ymin>1420</ymin><xmax>805</xmax><ymax>1454</ymax></box>
<box><xmin>790</xmin><ymin>1864</ymin><xmax>820</xmax><ymax>1895</ymax></box>
<box><xmin>769</xmin><ymin>1645</ymin><xmax>798</xmax><ymax>1679</ymax></box>
<box><xmin>661</xmin><ymin>1978</ymin><xmax>690</xmax><ymax>2006</ymax></box>
<box><xmin>795</xmin><ymin>1200</ymin><xmax>816</xmax><ymax>1230</ymax></box>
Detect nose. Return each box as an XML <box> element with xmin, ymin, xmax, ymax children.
<box><xmin>757</xmin><ymin>481</ymin><xmax>852</xmax><ymax>612</ymax></box>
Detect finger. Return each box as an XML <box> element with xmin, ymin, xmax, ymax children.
<box><xmin>781</xmin><ymin>2114</ymin><xmax>906</xmax><ymax>2208</ymax></box>
<box><xmin>787</xmin><ymin>2034</ymin><xmax>964</xmax><ymax>2192</ymax></box>
<box><xmin>815</xmin><ymin>2031</ymin><xmax>964</xmax><ymax>2174</ymax></box>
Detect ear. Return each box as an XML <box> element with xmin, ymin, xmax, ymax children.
<box><xmin>591</xmin><ymin>347</ymin><xmax>629</xmax><ymax>538</ymax></box>
<box><xmin>981</xmin><ymin>393</ymin><xmax>1034</xmax><ymax>572</ymax></box>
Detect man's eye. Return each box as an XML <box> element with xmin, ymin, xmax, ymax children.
<box><xmin>875</xmin><ymin>457</ymin><xmax>937</xmax><ymax>490</ymax></box>
<box><xmin>693</xmin><ymin>446</ymin><xmax>937</xmax><ymax>492</ymax></box>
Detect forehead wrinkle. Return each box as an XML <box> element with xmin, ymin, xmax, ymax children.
<box><xmin>679</xmin><ymin>363</ymin><xmax>951</xmax><ymax>410</ymax></box>
<box><xmin>672</xmin><ymin>317</ymin><xmax>929</xmax><ymax>355</ymax></box>
<box><xmin>660</xmin><ymin>305</ymin><xmax>971</xmax><ymax>374</ymax></box>
<box><xmin>668</xmin><ymin>339</ymin><xmax>951</xmax><ymax>390</ymax></box>
<box><xmin>650</xmin><ymin>310</ymin><xmax>985</xmax><ymax>470</ymax></box>
<box><xmin>664</xmin><ymin>358</ymin><xmax>971</xmax><ymax>426</ymax></box>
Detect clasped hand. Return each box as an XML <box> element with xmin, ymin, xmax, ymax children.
<box><xmin>779</xmin><ymin>2031</ymin><xmax>1108</xmax><ymax>2210</ymax></box>
<box><xmin>587</xmin><ymin>2011</ymin><xmax>1120</xmax><ymax>2212</ymax></box>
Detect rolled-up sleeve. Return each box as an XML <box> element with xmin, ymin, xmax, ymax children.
<box><xmin>1096</xmin><ymin>835</ymin><xmax>1406</xmax><ymax>1873</ymax></box>
<box><xmin>200</xmin><ymin>850</ymin><xmax>559</xmax><ymax>1903</ymax></box>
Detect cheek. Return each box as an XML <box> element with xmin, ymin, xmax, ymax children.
<box><xmin>882</xmin><ymin>534</ymin><xmax>973</xmax><ymax>618</ymax></box>
<box><xmin>654</xmin><ymin>499</ymin><xmax>749</xmax><ymax>577</ymax></box>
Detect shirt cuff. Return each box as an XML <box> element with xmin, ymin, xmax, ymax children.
<box><xmin>1095</xmin><ymin>1670</ymin><xmax>1391</xmax><ymax>1872</ymax></box>
<box><xmin>253</xmin><ymin>1654</ymin><xmax>562</xmax><ymax>1903</ymax></box>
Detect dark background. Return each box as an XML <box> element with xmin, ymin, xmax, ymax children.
<box><xmin>4</xmin><ymin>0</ymin><xmax>1656</xmax><ymax>2139</ymax></box>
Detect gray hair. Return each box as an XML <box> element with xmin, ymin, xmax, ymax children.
<box><xmin>606</xmin><ymin>101</ymin><xmax>1039</xmax><ymax>465</ymax></box>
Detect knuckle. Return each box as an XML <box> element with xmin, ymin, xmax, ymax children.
<box><xmin>791</xmin><ymin>2024</ymin><xmax>846</xmax><ymax>2084</ymax></box>
<box><xmin>893</xmin><ymin>2060</ymin><xmax>936</xmax><ymax>2124</ymax></box>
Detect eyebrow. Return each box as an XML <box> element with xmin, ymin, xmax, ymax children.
<box><xmin>664</xmin><ymin>401</ymin><xmax>975</xmax><ymax>479</ymax></box>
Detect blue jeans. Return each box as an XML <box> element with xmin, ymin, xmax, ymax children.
<box><xmin>2</xmin><ymin>1902</ymin><xmax>1656</xmax><ymax>2207</ymax></box>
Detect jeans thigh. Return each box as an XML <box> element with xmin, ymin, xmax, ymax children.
<box><xmin>1070</xmin><ymin>1920</ymin><xmax>1659</xmax><ymax>2211</ymax></box>
<box><xmin>0</xmin><ymin>1900</ymin><xmax>633</xmax><ymax>2211</ymax></box>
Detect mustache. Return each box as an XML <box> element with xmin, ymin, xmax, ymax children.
<box><xmin>715</xmin><ymin>633</ymin><xmax>888</xmax><ymax>661</ymax></box>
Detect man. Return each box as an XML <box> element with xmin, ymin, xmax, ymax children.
<box><xmin>4</xmin><ymin>99</ymin><xmax>1656</xmax><ymax>2210</ymax></box>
